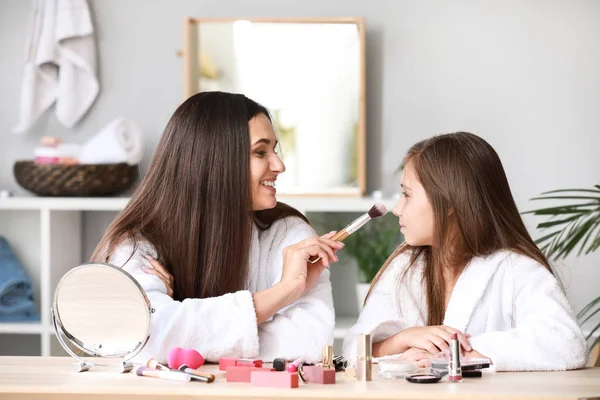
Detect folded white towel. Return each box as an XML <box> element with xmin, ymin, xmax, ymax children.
<box><xmin>79</xmin><ymin>118</ymin><xmax>143</xmax><ymax>165</ymax></box>
<box><xmin>14</xmin><ymin>0</ymin><xmax>99</xmax><ymax>133</ymax></box>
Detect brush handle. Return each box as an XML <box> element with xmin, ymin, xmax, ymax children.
<box><xmin>136</xmin><ymin>367</ymin><xmax>191</xmax><ymax>382</ymax></box>
<box><xmin>307</xmin><ymin>230</ymin><xmax>349</xmax><ymax>264</ymax></box>
<box><xmin>183</xmin><ymin>368</ymin><xmax>214</xmax><ymax>383</ymax></box>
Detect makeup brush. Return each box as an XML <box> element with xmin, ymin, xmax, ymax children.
<box><xmin>135</xmin><ymin>366</ymin><xmax>191</xmax><ymax>382</ymax></box>
<box><xmin>148</xmin><ymin>358</ymin><xmax>215</xmax><ymax>383</ymax></box>
<box><xmin>147</xmin><ymin>358</ymin><xmax>171</xmax><ymax>371</ymax></box>
<box><xmin>178</xmin><ymin>364</ymin><xmax>215</xmax><ymax>383</ymax></box>
<box><xmin>308</xmin><ymin>203</ymin><xmax>388</xmax><ymax>264</ymax></box>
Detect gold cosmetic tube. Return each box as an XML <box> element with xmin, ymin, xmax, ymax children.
<box><xmin>356</xmin><ymin>334</ymin><xmax>372</xmax><ymax>381</ymax></box>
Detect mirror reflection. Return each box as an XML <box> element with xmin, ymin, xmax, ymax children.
<box><xmin>52</xmin><ymin>263</ymin><xmax>151</xmax><ymax>370</ymax></box>
<box><xmin>184</xmin><ymin>18</ymin><xmax>366</xmax><ymax>195</ymax></box>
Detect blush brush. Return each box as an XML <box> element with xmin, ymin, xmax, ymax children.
<box><xmin>308</xmin><ymin>203</ymin><xmax>387</xmax><ymax>264</ymax></box>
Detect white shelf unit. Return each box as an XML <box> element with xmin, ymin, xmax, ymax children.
<box><xmin>0</xmin><ymin>196</ymin><xmax>396</xmax><ymax>213</ymax></box>
<box><xmin>0</xmin><ymin>196</ymin><xmax>395</xmax><ymax>356</ymax></box>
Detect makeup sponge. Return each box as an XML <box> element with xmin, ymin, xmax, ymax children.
<box><xmin>167</xmin><ymin>347</ymin><xmax>205</xmax><ymax>370</ymax></box>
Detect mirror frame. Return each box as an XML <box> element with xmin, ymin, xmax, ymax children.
<box><xmin>182</xmin><ymin>17</ymin><xmax>367</xmax><ymax>197</ymax></box>
<box><xmin>51</xmin><ymin>263</ymin><xmax>153</xmax><ymax>372</ymax></box>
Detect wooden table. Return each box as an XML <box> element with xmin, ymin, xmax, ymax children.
<box><xmin>0</xmin><ymin>357</ymin><xmax>599</xmax><ymax>400</ymax></box>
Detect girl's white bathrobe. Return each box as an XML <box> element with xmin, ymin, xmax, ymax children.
<box><xmin>343</xmin><ymin>250</ymin><xmax>589</xmax><ymax>371</ymax></box>
<box><xmin>109</xmin><ymin>217</ymin><xmax>334</xmax><ymax>364</ymax></box>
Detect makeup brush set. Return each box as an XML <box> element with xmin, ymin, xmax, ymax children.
<box><xmin>139</xmin><ymin>347</ymin><xmax>215</xmax><ymax>383</ymax></box>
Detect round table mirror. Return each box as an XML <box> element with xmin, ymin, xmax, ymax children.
<box><xmin>51</xmin><ymin>263</ymin><xmax>152</xmax><ymax>373</ymax></box>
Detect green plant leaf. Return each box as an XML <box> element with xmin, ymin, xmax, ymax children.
<box><xmin>522</xmin><ymin>204</ymin><xmax>596</xmax><ymax>215</ymax></box>
<box><xmin>556</xmin><ymin>217</ymin><xmax>597</xmax><ymax>258</ymax></box>
<box><xmin>526</xmin><ymin>185</ymin><xmax>600</xmax><ymax>259</ymax></box>
<box><xmin>541</xmin><ymin>188</ymin><xmax>600</xmax><ymax>195</ymax></box>
<box><xmin>533</xmin><ymin>230</ymin><xmax>560</xmax><ymax>245</ymax></box>
<box><xmin>537</xmin><ymin>215</ymin><xmax>584</xmax><ymax>258</ymax></box>
<box><xmin>585</xmin><ymin>221</ymin><xmax>600</xmax><ymax>252</ymax></box>
<box><xmin>531</xmin><ymin>196</ymin><xmax>600</xmax><ymax>201</ymax></box>
<box><xmin>579</xmin><ymin>305</ymin><xmax>600</xmax><ymax>327</ymax></box>
<box><xmin>586</xmin><ymin>321</ymin><xmax>600</xmax><ymax>342</ymax></box>
<box><xmin>577</xmin><ymin>295</ymin><xmax>600</xmax><ymax>320</ymax></box>
<box><xmin>590</xmin><ymin>234</ymin><xmax>600</xmax><ymax>254</ymax></box>
<box><xmin>537</xmin><ymin>215</ymin><xmax>581</xmax><ymax>229</ymax></box>
<box><xmin>580</xmin><ymin>220</ymin><xmax>600</xmax><ymax>256</ymax></box>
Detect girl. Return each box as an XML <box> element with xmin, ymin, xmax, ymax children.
<box><xmin>93</xmin><ymin>92</ymin><xmax>340</xmax><ymax>363</ymax></box>
<box><xmin>343</xmin><ymin>132</ymin><xmax>588</xmax><ymax>371</ymax></box>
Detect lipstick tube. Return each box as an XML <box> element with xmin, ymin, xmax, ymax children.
<box><xmin>449</xmin><ymin>333</ymin><xmax>462</xmax><ymax>382</ymax></box>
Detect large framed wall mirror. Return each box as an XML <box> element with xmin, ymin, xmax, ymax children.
<box><xmin>183</xmin><ymin>17</ymin><xmax>366</xmax><ymax>196</ymax></box>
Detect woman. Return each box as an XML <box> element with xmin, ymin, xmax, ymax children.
<box><xmin>93</xmin><ymin>91</ymin><xmax>340</xmax><ymax>363</ymax></box>
<box><xmin>343</xmin><ymin>132</ymin><xmax>588</xmax><ymax>371</ymax></box>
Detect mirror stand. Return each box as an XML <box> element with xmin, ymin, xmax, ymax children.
<box><xmin>50</xmin><ymin>262</ymin><xmax>152</xmax><ymax>374</ymax></box>
<box><xmin>53</xmin><ymin>309</ymin><xmax>136</xmax><ymax>373</ymax></box>
<box><xmin>73</xmin><ymin>362</ymin><xmax>91</xmax><ymax>373</ymax></box>
<box><xmin>71</xmin><ymin>361</ymin><xmax>133</xmax><ymax>373</ymax></box>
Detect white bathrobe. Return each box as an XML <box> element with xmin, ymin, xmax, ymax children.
<box><xmin>343</xmin><ymin>250</ymin><xmax>589</xmax><ymax>371</ymax></box>
<box><xmin>109</xmin><ymin>216</ymin><xmax>334</xmax><ymax>364</ymax></box>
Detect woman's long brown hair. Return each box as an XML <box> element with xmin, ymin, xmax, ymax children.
<box><xmin>367</xmin><ymin>132</ymin><xmax>551</xmax><ymax>325</ymax></box>
<box><xmin>92</xmin><ymin>91</ymin><xmax>306</xmax><ymax>301</ymax></box>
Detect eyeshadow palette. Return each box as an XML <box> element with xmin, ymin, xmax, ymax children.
<box><xmin>430</xmin><ymin>357</ymin><xmax>491</xmax><ymax>371</ymax></box>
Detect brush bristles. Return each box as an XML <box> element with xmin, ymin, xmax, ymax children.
<box><xmin>147</xmin><ymin>358</ymin><xmax>169</xmax><ymax>371</ymax></box>
<box><xmin>368</xmin><ymin>203</ymin><xmax>387</xmax><ymax>219</ymax></box>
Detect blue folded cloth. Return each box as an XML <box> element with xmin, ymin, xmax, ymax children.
<box><xmin>0</xmin><ymin>236</ymin><xmax>39</xmax><ymax>322</ymax></box>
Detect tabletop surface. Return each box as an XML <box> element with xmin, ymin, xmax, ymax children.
<box><xmin>0</xmin><ymin>357</ymin><xmax>599</xmax><ymax>400</ymax></box>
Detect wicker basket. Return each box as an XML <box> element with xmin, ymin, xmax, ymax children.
<box><xmin>13</xmin><ymin>161</ymin><xmax>138</xmax><ymax>197</ymax></box>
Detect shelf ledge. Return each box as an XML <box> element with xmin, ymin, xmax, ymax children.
<box><xmin>0</xmin><ymin>323</ymin><xmax>52</xmax><ymax>335</ymax></box>
<box><xmin>0</xmin><ymin>196</ymin><xmax>399</xmax><ymax>213</ymax></box>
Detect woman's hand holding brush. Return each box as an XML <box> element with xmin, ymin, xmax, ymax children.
<box><xmin>253</xmin><ymin>233</ymin><xmax>342</xmax><ymax>325</ymax></box>
<box><xmin>308</xmin><ymin>203</ymin><xmax>387</xmax><ymax>264</ymax></box>
<box><xmin>278</xmin><ymin>203</ymin><xmax>388</xmax><ymax>300</ymax></box>
<box><xmin>280</xmin><ymin>232</ymin><xmax>345</xmax><ymax>298</ymax></box>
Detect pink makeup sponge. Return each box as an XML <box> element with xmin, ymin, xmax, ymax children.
<box><xmin>167</xmin><ymin>347</ymin><xmax>205</xmax><ymax>370</ymax></box>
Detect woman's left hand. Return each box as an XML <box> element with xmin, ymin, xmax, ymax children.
<box><xmin>142</xmin><ymin>256</ymin><xmax>174</xmax><ymax>297</ymax></box>
<box><xmin>399</xmin><ymin>347</ymin><xmax>436</xmax><ymax>367</ymax></box>
<box><xmin>399</xmin><ymin>346</ymin><xmax>490</xmax><ymax>368</ymax></box>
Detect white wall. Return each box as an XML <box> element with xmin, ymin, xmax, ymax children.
<box><xmin>0</xmin><ymin>0</ymin><xmax>599</xmax><ymax>316</ymax></box>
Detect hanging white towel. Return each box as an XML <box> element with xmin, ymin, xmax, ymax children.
<box><xmin>14</xmin><ymin>0</ymin><xmax>99</xmax><ymax>133</ymax></box>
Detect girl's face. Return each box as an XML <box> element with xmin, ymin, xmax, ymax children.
<box><xmin>392</xmin><ymin>161</ymin><xmax>435</xmax><ymax>246</ymax></box>
<box><xmin>249</xmin><ymin>114</ymin><xmax>285</xmax><ymax>211</ymax></box>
